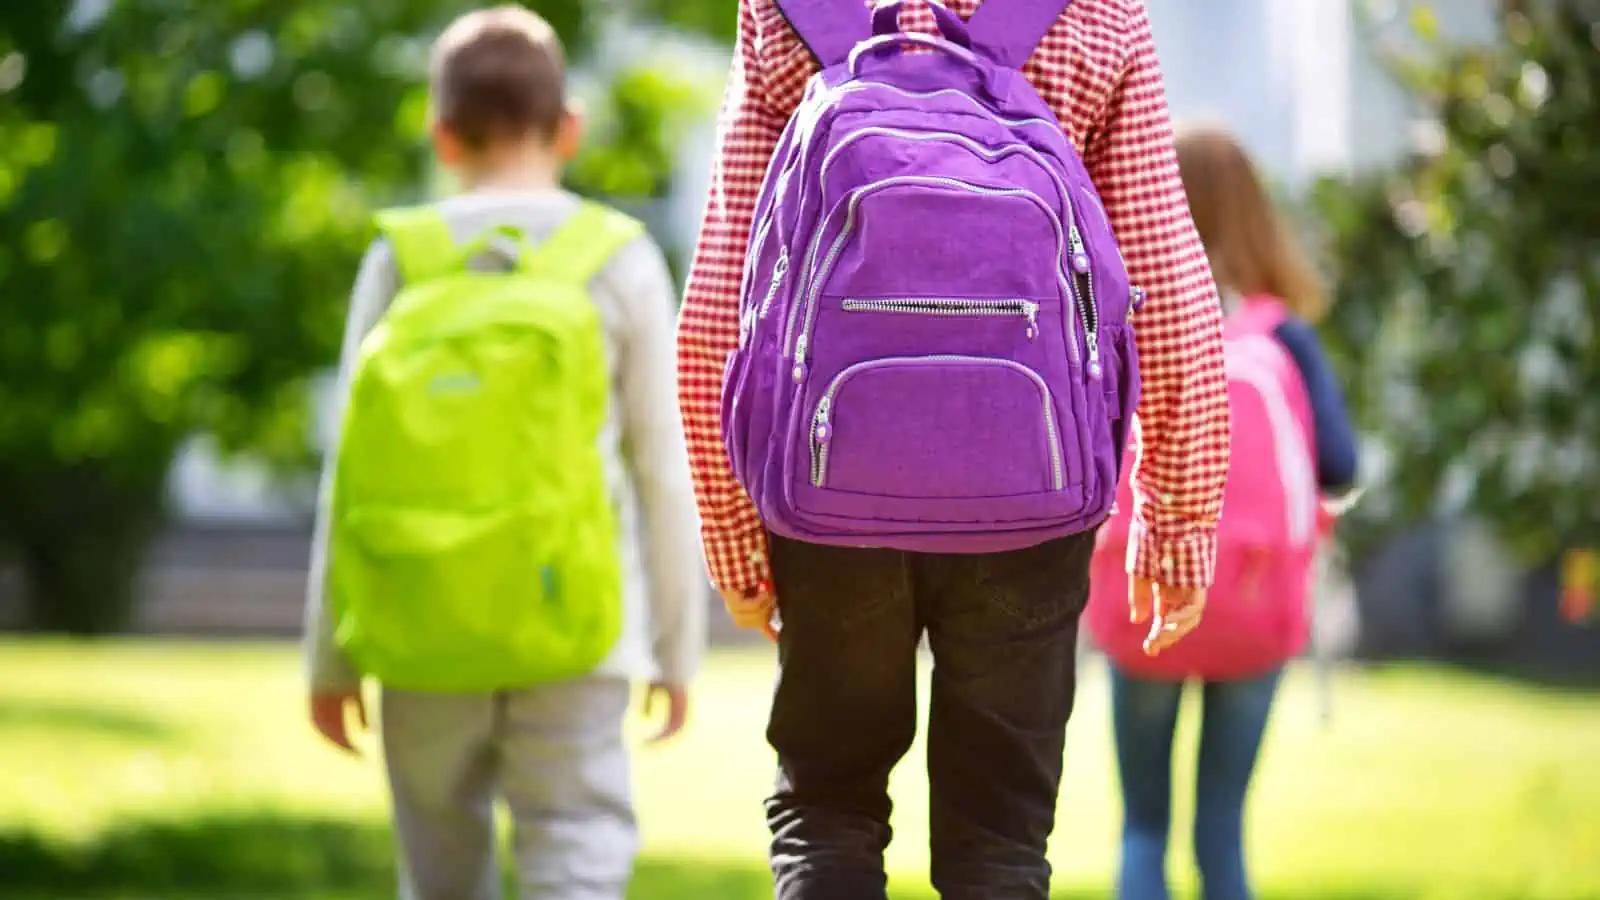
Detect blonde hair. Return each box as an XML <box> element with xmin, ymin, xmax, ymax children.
<box><xmin>1174</xmin><ymin>125</ymin><xmax>1327</xmax><ymax>321</ymax></box>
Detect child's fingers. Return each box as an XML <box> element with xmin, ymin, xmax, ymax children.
<box><xmin>1129</xmin><ymin>578</ymin><xmax>1155</xmax><ymax>624</ymax></box>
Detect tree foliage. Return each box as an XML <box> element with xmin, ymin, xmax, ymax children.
<box><xmin>0</xmin><ymin>0</ymin><xmax>726</xmax><ymax>632</ymax></box>
<box><xmin>1311</xmin><ymin>0</ymin><xmax>1599</xmax><ymax>563</ymax></box>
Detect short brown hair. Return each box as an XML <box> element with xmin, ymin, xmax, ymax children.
<box><xmin>430</xmin><ymin>5</ymin><xmax>567</xmax><ymax>150</ymax></box>
<box><xmin>1174</xmin><ymin>125</ymin><xmax>1327</xmax><ymax>321</ymax></box>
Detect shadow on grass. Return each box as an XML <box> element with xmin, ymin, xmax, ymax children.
<box><xmin>0</xmin><ymin>699</ymin><xmax>176</xmax><ymax>742</ymax></box>
<box><xmin>0</xmin><ymin>813</ymin><xmax>1430</xmax><ymax>900</ymax></box>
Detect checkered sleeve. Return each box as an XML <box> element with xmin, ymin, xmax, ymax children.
<box><xmin>675</xmin><ymin>1</ymin><xmax>788</xmax><ymax>594</ymax></box>
<box><xmin>1086</xmin><ymin>1</ymin><xmax>1230</xmax><ymax>589</ymax></box>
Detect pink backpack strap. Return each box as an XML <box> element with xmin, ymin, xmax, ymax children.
<box><xmin>1227</xmin><ymin>294</ymin><xmax>1291</xmax><ymax>337</ymax></box>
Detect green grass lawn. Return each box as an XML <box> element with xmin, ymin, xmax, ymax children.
<box><xmin>0</xmin><ymin>640</ymin><xmax>1596</xmax><ymax>899</ymax></box>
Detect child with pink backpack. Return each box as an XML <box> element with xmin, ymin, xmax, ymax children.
<box><xmin>1086</xmin><ymin>125</ymin><xmax>1360</xmax><ymax>900</ymax></box>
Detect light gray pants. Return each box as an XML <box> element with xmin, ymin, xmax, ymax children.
<box><xmin>380</xmin><ymin>677</ymin><xmax>637</xmax><ymax>900</ymax></box>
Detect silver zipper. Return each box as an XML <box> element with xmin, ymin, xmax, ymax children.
<box><xmin>1067</xmin><ymin>227</ymin><xmax>1101</xmax><ymax>377</ymax></box>
<box><xmin>794</xmin><ymin>130</ymin><xmax>1098</xmax><ymax>372</ymax></box>
<box><xmin>740</xmin><ymin>251</ymin><xmax>789</xmax><ymax>348</ymax></box>
<box><xmin>834</xmin><ymin>82</ymin><xmax>1061</xmax><ymax>132</ymax></box>
<box><xmin>809</xmin><ymin>355</ymin><xmax>1064</xmax><ymax>490</ymax></box>
<box><xmin>749</xmin><ymin>80</ymin><xmax>1066</xmax><ymax>331</ymax></box>
<box><xmin>841</xmin><ymin>297</ymin><xmax>1040</xmax><ymax>339</ymax></box>
<box><xmin>791</xmin><ymin>177</ymin><xmax>1075</xmax><ymax>375</ymax></box>
<box><xmin>759</xmin><ymin>251</ymin><xmax>789</xmax><ymax>318</ymax></box>
<box><xmin>799</xmin><ymin>126</ymin><xmax>1080</xmax><ymax>344</ymax></box>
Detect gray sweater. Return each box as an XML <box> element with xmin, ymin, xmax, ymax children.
<box><xmin>304</xmin><ymin>189</ymin><xmax>706</xmax><ymax>691</ymax></box>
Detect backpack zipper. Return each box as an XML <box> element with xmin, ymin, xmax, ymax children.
<box><xmin>841</xmin><ymin>297</ymin><xmax>1040</xmax><ymax>340</ymax></box>
<box><xmin>759</xmin><ymin>251</ymin><xmax>789</xmax><ymax>318</ymax></box>
<box><xmin>791</xmin><ymin>176</ymin><xmax>1078</xmax><ymax>378</ymax></box>
<box><xmin>794</xmin><ymin>133</ymin><xmax>1102</xmax><ymax>378</ymax></box>
<box><xmin>809</xmin><ymin>355</ymin><xmax>1064</xmax><ymax>490</ymax></box>
<box><xmin>1067</xmin><ymin>227</ymin><xmax>1101</xmax><ymax>377</ymax></box>
<box><xmin>751</xmin><ymin>81</ymin><xmax>1066</xmax><ymax>323</ymax></box>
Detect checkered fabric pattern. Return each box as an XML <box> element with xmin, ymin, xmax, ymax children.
<box><xmin>675</xmin><ymin>0</ymin><xmax>1229</xmax><ymax>594</ymax></box>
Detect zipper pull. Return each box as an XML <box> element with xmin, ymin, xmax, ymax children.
<box><xmin>793</xmin><ymin>333</ymin><xmax>809</xmax><ymax>381</ymax></box>
<box><xmin>1069</xmin><ymin>229</ymin><xmax>1091</xmax><ymax>274</ymax></box>
<box><xmin>1085</xmin><ymin>330</ymin><xmax>1103</xmax><ymax>379</ymax></box>
<box><xmin>1023</xmin><ymin>301</ymin><xmax>1039</xmax><ymax>341</ymax></box>
<box><xmin>1130</xmin><ymin>285</ymin><xmax>1147</xmax><ymax>314</ymax></box>
<box><xmin>813</xmin><ymin>396</ymin><xmax>832</xmax><ymax>444</ymax></box>
<box><xmin>759</xmin><ymin>251</ymin><xmax>789</xmax><ymax>318</ymax></box>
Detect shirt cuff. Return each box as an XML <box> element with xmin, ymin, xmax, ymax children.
<box><xmin>703</xmin><ymin>521</ymin><xmax>771</xmax><ymax>595</ymax></box>
<box><xmin>1126</xmin><ymin>519</ymin><xmax>1218</xmax><ymax>589</ymax></box>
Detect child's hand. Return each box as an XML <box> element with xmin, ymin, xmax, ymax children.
<box><xmin>310</xmin><ymin>689</ymin><xmax>368</xmax><ymax>755</ymax></box>
<box><xmin>719</xmin><ymin>583</ymin><xmax>778</xmax><ymax>642</ymax></box>
<box><xmin>643</xmin><ymin>682</ymin><xmax>689</xmax><ymax>744</ymax></box>
<box><xmin>1130</xmin><ymin>577</ymin><xmax>1206</xmax><ymax>656</ymax></box>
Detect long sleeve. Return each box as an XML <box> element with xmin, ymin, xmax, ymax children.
<box><xmin>1084</xmin><ymin>2</ymin><xmax>1231</xmax><ymax>589</ymax></box>
<box><xmin>602</xmin><ymin>237</ymin><xmax>707</xmax><ymax>686</ymax></box>
<box><xmin>1273</xmin><ymin>317</ymin><xmax>1359</xmax><ymax>493</ymax></box>
<box><xmin>675</xmin><ymin>1</ymin><xmax>789</xmax><ymax>594</ymax></box>
<box><xmin>303</xmin><ymin>242</ymin><xmax>396</xmax><ymax>693</ymax></box>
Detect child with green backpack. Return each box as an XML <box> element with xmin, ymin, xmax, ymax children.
<box><xmin>300</xmin><ymin>7</ymin><xmax>704</xmax><ymax>898</ymax></box>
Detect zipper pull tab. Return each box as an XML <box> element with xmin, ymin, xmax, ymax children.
<box><xmin>1085</xmin><ymin>330</ymin><xmax>1103</xmax><ymax>379</ymax></box>
<box><xmin>1069</xmin><ymin>229</ymin><xmax>1091</xmax><ymax>274</ymax></box>
<box><xmin>793</xmin><ymin>333</ymin><xmax>809</xmax><ymax>381</ymax></box>
<box><xmin>813</xmin><ymin>396</ymin><xmax>832</xmax><ymax>443</ymax></box>
<box><xmin>1023</xmin><ymin>301</ymin><xmax>1039</xmax><ymax>341</ymax></box>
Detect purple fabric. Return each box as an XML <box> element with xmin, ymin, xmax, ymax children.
<box><xmin>724</xmin><ymin>0</ymin><xmax>1138</xmax><ymax>553</ymax></box>
<box><xmin>774</xmin><ymin>0</ymin><xmax>873</xmax><ymax>67</ymax></box>
<box><xmin>968</xmin><ymin>0</ymin><xmax>1075</xmax><ymax>68</ymax></box>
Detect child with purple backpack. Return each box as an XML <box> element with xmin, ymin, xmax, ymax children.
<box><xmin>677</xmin><ymin>1</ymin><xmax>1231</xmax><ymax>897</ymax></box>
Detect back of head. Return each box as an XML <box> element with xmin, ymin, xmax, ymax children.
<box><xmin>430</xmin><ymin>5</ymin><xmax>568</xmax><ymax>151</ymax></box>
<box><xmin>1174</xmin><ymin>125</ymin><xmax>1326</xmax><ymax>322</ymax></box>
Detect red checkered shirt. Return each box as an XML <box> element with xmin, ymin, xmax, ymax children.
<box><xmin>676</xmin><ymin>0</ymin><xmax>1229</xmax><ymax>594</ymax></box>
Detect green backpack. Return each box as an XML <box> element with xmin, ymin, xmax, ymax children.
<box><xmin>327</xmin><ymin>202</ymin><xmax>640</xmax><ymax>692</ymax></box>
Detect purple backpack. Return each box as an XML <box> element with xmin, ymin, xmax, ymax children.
<box><xmin>722</xmin><ymin>0</ymin><xmax>1143</xmax><ymax>553</ymax></box>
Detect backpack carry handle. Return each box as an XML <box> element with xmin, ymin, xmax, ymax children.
<box><xmin>847</xmin><ymin>31</ymin><xmax>984</xmax><ymax>78</ymax></box>
<box><xmin>870</xmin><ymin>1</ymin><xmax>971</xmax><ymax>48</ymax></box>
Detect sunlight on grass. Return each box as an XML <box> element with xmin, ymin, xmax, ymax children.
<box><xmin>0</xmin><ymin>640</ymin><xmax>1596</xmax><ymax>899</ymax></box>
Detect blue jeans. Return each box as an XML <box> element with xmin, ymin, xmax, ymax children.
<box><xmin>1109</xmin><ymin>667</ymin><xmax>1282</xmax><ymax>900</ymax></box>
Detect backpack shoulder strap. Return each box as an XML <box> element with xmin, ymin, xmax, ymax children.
<box><xmin>774</xmin><ymin>0</ymin><xmax>873</xmax><ymax>68</ymax></box>
<box><xmin>967</xmin><ymin>0</ymin><xmax>1074</xmax><ymax>69</ymax></box>
<box><xmin>374</xmin><ymin>206</ymin><xmax>460</xmax><ymax>284</ymax></box>
<box><xmin>519</xmin><ymin>202</ymin><xmax>646</xmax><ymax>287</ymax></box>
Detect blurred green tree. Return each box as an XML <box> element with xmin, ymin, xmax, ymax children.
<box><xmin>1311</xmin><ymin>0</ymin><xmax>1598</xmax><ymax>563</ymax></box>
<box><xmin>0</xmin><ymin>0</ymin><xmax>724</xmax><ymax>633</ymax></box>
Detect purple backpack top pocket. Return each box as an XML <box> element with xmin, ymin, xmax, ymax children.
<box><xmin>723</xmin><ymin>0</ymin><xmax>1141</xmax><ymax>553</ymax></box>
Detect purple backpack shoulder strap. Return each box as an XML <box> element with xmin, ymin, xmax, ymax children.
<box><xmin>773</xmin><ymin>0</ymin><xmax>873</xmax><ymax>67</ymax></box>
<box><xmin>966</xmin><ymin>0</ymin><xmax>1074</xmax><ymax>68</ymax></box>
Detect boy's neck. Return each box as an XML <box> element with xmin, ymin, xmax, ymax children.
<box><xmin>456</xmin><ymin>144</ymin><xmax>564</xmax><ymax>194</ymax></box>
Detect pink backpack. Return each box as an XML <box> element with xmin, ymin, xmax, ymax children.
<box><xmin>1087</xmin><ymin>297</ymin><xmax>1321</xmax><ymax>680</ymax></box>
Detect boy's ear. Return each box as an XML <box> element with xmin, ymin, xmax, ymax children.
<box><xmin>554</xmin><ymin>104</ymin><xmax>583</xmax><ymax>163</ymax></box>
<box><xmin>431</xmin><ymin>121</ymin><xmax>468</xmax><ymax>169</ymax></box>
